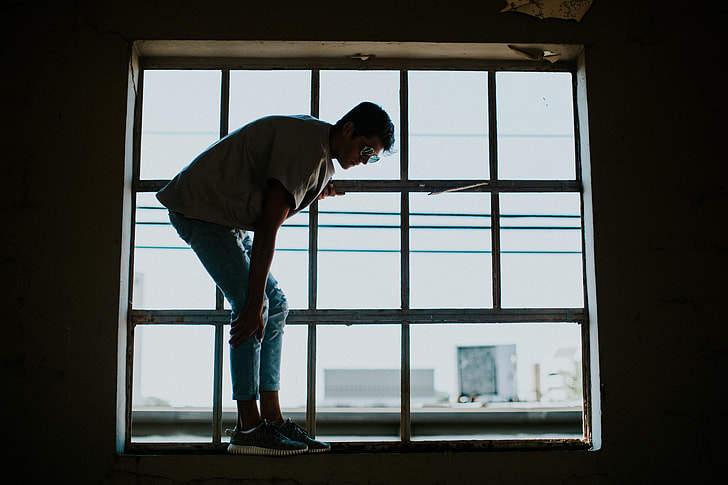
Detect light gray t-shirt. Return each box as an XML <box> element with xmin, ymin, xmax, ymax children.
<box><xmin>157</xmin><ymin>115</ymin><xmax>335</xmax><ymax>230</ymax></box>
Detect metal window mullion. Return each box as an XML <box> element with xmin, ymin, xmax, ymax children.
<box><xmin>491</xmin><ymin>194</ymin><xmax>502</xmax><ymax>310</ymax></box>
<box><xmin>401</xmin><ymin>321</ymin><xmax>411</xmax><ymax>442</ymax></box>
<box><xmin>400</xmin><ymin>193</ymin><xmax>410</xmax><ymax>310</ymax></box>
<box><xmin>488</xmin><ymin>71</ymin><xmax>502</xmax><ymax>310</ymax></box>
<box><xmin>400</xmin><ymin>192</ymin><xmax>412</xmax><ymax>443</ymax></box>
<box><xmin>216</xmin><ymin>69</ymin><xmax>230</xmax><ymax>312</ymax></box>
<box><xmin>307</xmin><ymin>69</ymin><xmax>320</xmax><ymax>437</ymax></box>
<box><xmin>399</xmin><ymin>69</ymin><xmax>412</xmax><ymax>443</ymax></box>
<box><xmin>400</xmin><ymin>70</ymin><xmax>410</xmax><ymax>311</ymax></box>
<box><xmin>400</xmin><ymin>194</ymin><xmax>412</xmax><ymax>441</ymax></box>
<box><xmin>212</xmin><ymin>69</ymin><xmax>230</xmax><ymax>443</ymax></box>
<box><xmin>212</xmin><ymin>322</ymin><xmax>224</xmax><ymax>443</ymax></box>
<box><xmin>308</xmin><ymin>69</ymin><xmax>320</xmax><ymax>311</ymax></box>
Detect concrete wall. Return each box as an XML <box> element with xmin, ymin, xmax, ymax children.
<box><xmin>3</xmin><ymin>1</ymin><xmax>721</xmax><ymax>483</ymax></box>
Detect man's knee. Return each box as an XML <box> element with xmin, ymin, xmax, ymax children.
<box><xmin>267</xmin><ymin>285</ymin><xmax>289</xmax><ymax>318</ymax></box>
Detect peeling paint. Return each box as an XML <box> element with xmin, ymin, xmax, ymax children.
<box><xmin>508</xmin><ymin>44</ymin><xmax>562</xmax><ymax>63</ymax></box>
<box><xmin>501</xmin><ymin>0</ymin><xmax>594</xmax><ymax>22</ymax></box>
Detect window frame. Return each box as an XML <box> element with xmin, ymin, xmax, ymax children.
<box><xmin>124</xmin><ymin>44</ymin><xmax>597</xmax><ymax>453</ymax></box>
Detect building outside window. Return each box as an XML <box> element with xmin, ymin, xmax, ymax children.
<box><xmin>126</xmin><ymin>45</ymin><xmax>596</xmax><ymax>452</ymax></box>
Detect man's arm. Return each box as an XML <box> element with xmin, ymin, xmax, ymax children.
<box><xmin>229</xmin><ymin>180</ymin><xmax>293</xmax><ymax>348</ymax></box>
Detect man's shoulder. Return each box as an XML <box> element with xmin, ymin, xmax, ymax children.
<box><xmin>256</xmin><ymin>114</ymin><xmax>328</xmax><ymax>129</ymax></box>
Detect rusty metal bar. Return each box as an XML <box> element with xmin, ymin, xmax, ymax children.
<box><xmin>216</xmin><ymin>69</ymin><xmax>230</xmax><ymax>313</ymax></box>
<box><xmin>134</xmin><ymin>178</ymin><xmax>580</xmax><ymax>194</ymax></box>
<box><xmin>210</xmin><ymin>69</ymin><xmax>231</xmax><ymax>444</ymax></box>
<box><xmin>131</xmin><ymin>308</ymin><xmax>585</xmax><ymax>325</ymax></box>
<box><xmin>306</xmin><ymin>68</ymin><xmax>320</xmax><ymax>437</ymax></box>
<box><xmin>491</xmin><ymin>193</ymin><xmax>502</xmax><ymax>310</ymax></box>
<box><xmin>399</xmin><ymin>70</ymin><xmax>412</xmax><ymax>443</ymax></box>
<box><xmin>211</xmin><ymin>323</ymin><xmax>224</xmax><ymax>444</ymax></box>
<box><xmin>401</xmin><ymin>322</ymin><xmax>411</xmax><ymax>443</ymax></box>
<box><xmin>488</xmin><ymin>71</ymin><xmax>502</xmax><ymax>311</ymax></box>
<box><xmin>306</xmin><ymin>322</ymin><xmax>317</xmax><ymax>437</ymax></box>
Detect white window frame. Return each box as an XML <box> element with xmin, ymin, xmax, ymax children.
<box><xmin>119</xmin><ymin>41</ymin><xmax>601</xmax><ymax>453</ymax></box>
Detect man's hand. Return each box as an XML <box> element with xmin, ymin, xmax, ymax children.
<box><xmin>230</xmin><ymin>305</ymin><xmax>265</xmax><ymax>348</ymax></box>
<box><xmin>318</xmin><ymin>180</ymin><xmax>345</xmax><ymax>200</ymax></box>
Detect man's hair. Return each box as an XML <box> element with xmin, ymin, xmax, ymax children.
<box><xmin>335</xmin><ymin>102</ymin><xmax>395</xmax><ymax>152</ymax></box>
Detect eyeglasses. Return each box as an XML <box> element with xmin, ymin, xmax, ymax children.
<box><xmin>360</xmin><ymin>146</ymin><xmax>380</xmax><ymax>163</ymax></box>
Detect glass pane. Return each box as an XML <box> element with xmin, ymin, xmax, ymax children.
<box><xmin>500</xmin><ymin>193</ymin><xmax>584</xmax><ymax>308</ymax></box>
<box><xmin>271</xmin><ymin>209</ymin><xmax>310</xmax><ymax>310</ymax></box>
<box><xmin>317</xmin><ymin>324</ymin><xmax>401</xmax><ymax>442</ymax></box>
<box><xmin>410</xmin><ymin>323</ymin><xmax>583</xmax><ymax>441</ymax></box>
<box><xmin>222</xmin><ymin>323</ymin><xmax>308</xmax><ymax>419</ymax></box>
<box><xmin>409</xmin><ymin>71</ymin><xmax>489</xmax><ymax>180</ymax></box>
<box><xmin>410</xmin><ymin>193</ymin><xmax>492</xmax><ymax>308</ymax></box>
<box><xmin>320</xmin><ymin>70</ymin><xmax>400</xmax><ymax>180</ymax></box>
<box><xmin>229</xmin><ymin>70</ymin><xmax>311</xmax><ymax>128</ymax></box>
<box><xmin>133</xmin><ymin>193</ymin><xmax>216</xmax><ymax>309</ymax></box>
<box><xmin>317</xmin><ymin>193</ymin><xmax>400</xmax><ymax>309</ymax></box>
<box><xmin>496</xmin><ymin>71</ymin><xmax>575</xmax><ymax>180</ymax></box>
<box><xmin>131</xmin><ymin>324</ymin><xmax>215</xmax><ymax>443</ymax></box>
<box><xmin>141</xmin><ymin>70</ymin><xmax>221</xmax><ymax>180</ymax></box>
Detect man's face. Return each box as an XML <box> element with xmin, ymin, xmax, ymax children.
<box><xmin>336</xmin><ymin>122</ymin><xmax>384</xmax><ymax>170</ymax></box>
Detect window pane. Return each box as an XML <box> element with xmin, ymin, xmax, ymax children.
<box><xmin>317</xmin><ymin>193</ymin><xmax>400</xmax><ymax>309</ymax></box>
<box><xmin>410</xmin><ymin>323</ymin><xmax>583</xmax><ymax>441</ymax></box>
<box><xmin>496</xmin><ymin>71</ymin><xmax>575</xmax><ymax>180</ymax></box>
<box><xmin>141</xmin><ymin>70</ymin><xmax>221</xmax><ymax>180</ymax></box>
<box><xmin>229</xmin><ymin>70</ymin><xmax>311</xmax><ymax>128</ymax></box>
<box><xmin>131</xmin><ymin>324</ymin><xmax>215</xmax><ymax>443</ymax></box>
<box><xmin>500</xmin><ymin>193</ymin><xmax>584</xmax><ymax>308</ymax></box>
<box><xmin>410</xmin><ymin>193</ymin><xmax>492</xmax><ymax>308</ymax></box>
<box><xmin>133</xmin><ymin>193</ymin><xmax>216</xmax><ymax>309</ymax></box>
<box><xmin>270</xmin><ymin>210</ymin><xmax>310</xmax><ymax>310</ymax></box>
<box><xmin>320</xmin><ymin>70</ymin><xmax>400</xmax><ymax>180</ymax></box>
<box><xmin>317</xmin><ymin>324</ymin><xmax>401</xmax><ymax>441</ymax></box>
<box><xmin>409</xmin><ymin>71</ymin><xmax>489</xmax><ymax>180</ymax></box>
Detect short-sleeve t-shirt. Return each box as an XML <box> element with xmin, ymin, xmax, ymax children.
<box><xmin>156</xmin><ymin>115</ymin><xmax>335</xmax><ymax>230</ymax></box>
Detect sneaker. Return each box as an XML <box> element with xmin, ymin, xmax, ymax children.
<box><xmin>276</xmin><ymin>419</ymin><xmax>331</xmax><ymax>453</ymax></box>
<box><xmin>226</xmin><ymin>420</ymin><xmax>308</xmax><ymax>456</ymax></box>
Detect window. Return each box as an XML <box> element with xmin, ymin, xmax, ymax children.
<box><xmin>126</xmin><ymin>44</ymin><xmax>595</xmax><ymax>452</ymax></box>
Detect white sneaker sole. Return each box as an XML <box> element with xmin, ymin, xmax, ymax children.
<box><xmin>305</xmin><ymin>445</ymin><xmax>331</xmax><ymax>453</ymax></box>
<box><xmin>227</xmin><ymin>443</ymin><xmax>308</xmax><ymax>456</ymax></box>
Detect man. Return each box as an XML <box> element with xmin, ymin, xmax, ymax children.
<box><xmin>157</xmin><ymin>102</ymin><xmax>395</xmax><ymax>455</ymax></box>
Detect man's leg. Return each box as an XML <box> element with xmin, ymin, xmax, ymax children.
<box><xmin>169</xmin><ymin>213</ymin><xmax>262</xmax><ymax>427</ymax></box>
<box><xmin>258</xmin><ymin>274</ymin><xmax>288</xmax><ymax>425</ymax></box>
<box><xmin>234</xmin><ymin>231</ymin><xmax>288</xmax><ymax>426</ymax></box>
<box><xmin>260</xmin><ymin>391</ymin><xmax>283</xmax><ymax>425</ymax></box>
<box><xmin>169</xmin><ymin>213</ymin><xmax>307</xmax><ymax>454</ymax></box>
<box><xmin>236</xmin><ymin>400</ymin><xmax>262</xmax><ymax>430</ymax></box>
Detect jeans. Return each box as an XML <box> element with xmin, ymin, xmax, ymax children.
<box><xmin>168</xmin><ymin>211</ymin><xmax>288</xmax><ymax>401</ymax></box>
